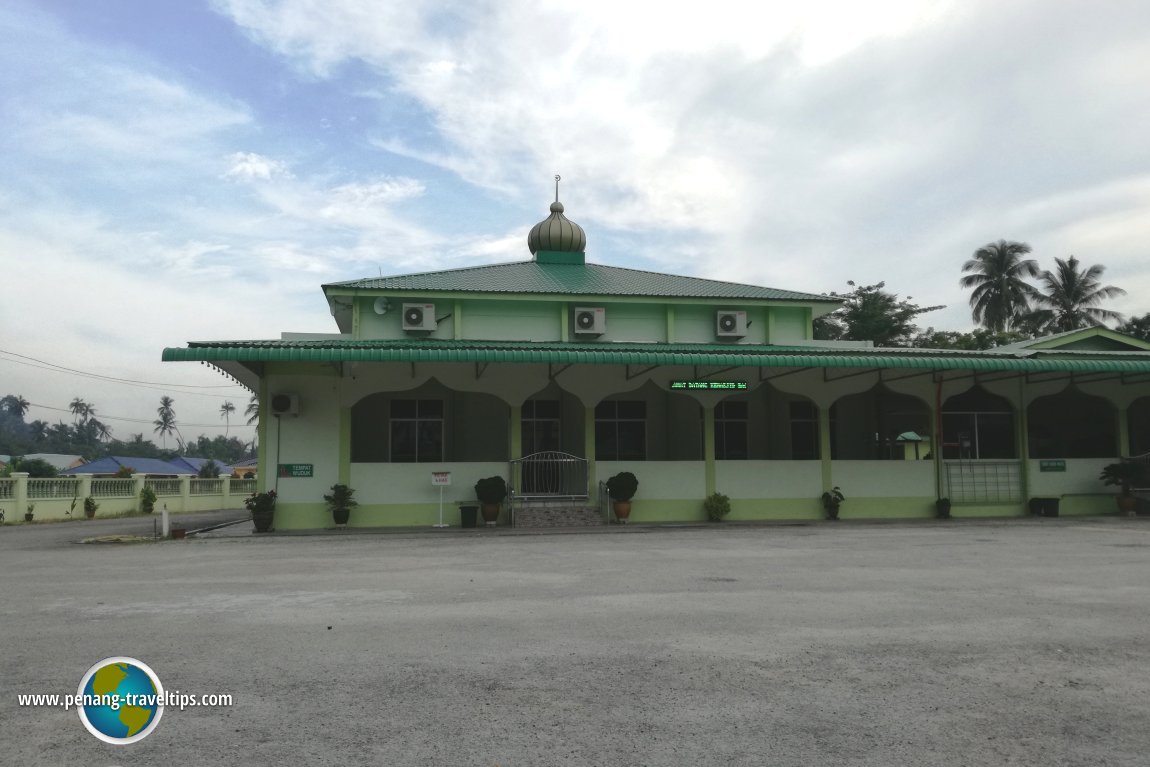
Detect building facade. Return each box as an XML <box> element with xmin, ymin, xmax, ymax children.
<box><xmin>164</xmin><ymin>200</ymin><xmax>1150</xmax><ymax>529</ymax></box>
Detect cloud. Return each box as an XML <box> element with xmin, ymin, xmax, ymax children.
<box><xmin>224</xmin><ymin>152</ymin><xmax>293</xmax><ymax>181</ymax></box>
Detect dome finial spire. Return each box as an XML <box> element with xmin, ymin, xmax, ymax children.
<box><xmin>528</xmin><ymin>175</ymin><xmax>586</xmax><ymax>261</ymax></box>
<box><xmin>554</xmin><ymin>173</ymin><xmax>561</xmax><ymax>203</ymax></box>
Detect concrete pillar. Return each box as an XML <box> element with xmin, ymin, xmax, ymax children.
<box><xmin>703</xmin><ymin>403</ymin><xmax>716</xmax><ymax>497</ymax></box>
<box><xmin>509</xmin><ymin>402</ymin><xmax>523</xmax><ymax>493</ymax></box>
<box><xmin>584</xmin><ymin>403</ymin><xmax>597</xmax><ymax>493</ymax></box>
<box><xmin>818</xmin><ymin>405</ymin><xmax>833</xmax><ymax>492</ymax></box>
<box><xmin>179</xmin><ymin>475</ymin><xmax>192</xmax><ymax>512</ymax></box>
<box><xmin>132</xmin><ymin>474</ymin><xmax>147</xmax><ymax>512</ymax></box>
<box><xmin>222</xmin><ymin>476</ymin><xmax>232</xmax><ymax>507</ymax></box>
<box><xmin>1118</xmin><ymin>404</ymin><xmax>1131</xmax><ymax>456</ymax></box>
<box><xmin>13</xmin><ymin>473</ymin><xmax>29</xmax><ymax>520</ymax></box>
<box><xmin>77</xmin><ymin>474</ymin><xmax>93</xmax><ymax>516</ymax></box>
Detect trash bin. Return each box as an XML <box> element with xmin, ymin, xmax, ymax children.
<box><xmin>458</xmin><ymin>504</ymin><xmax>478</xmax><ymax>529</ymax></box>
<box><xmin>1029</xmin><ymin>497</ymin><xmax>1059</xmax><ymax>517</ymax></box>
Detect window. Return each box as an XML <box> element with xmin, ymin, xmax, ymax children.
<box><xmin>390</xmin><ymin>400</ymin><xmax>444</xmax><ymax>462</ymax></box>
<box><xmin>522</xmin><ymin>399</ymin><xmax>561</xmax><ymax>454</ymax></box>
<box><xmin>712</xmin><ymin>401</ymin><xmax>749</xmax><ymax>460</ymax></box>
<box><xmin>788</xmin><ymin>400</ymin><xmax>825</xmax><ymax>460</ymax></box>
<box><xmin>595</xmin><ymin>400</ymin><xmax>646</xmax><ymax>461</ymax></box>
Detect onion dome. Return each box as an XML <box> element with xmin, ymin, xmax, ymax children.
<box><xmin>528</xmin><ymin>200</ymin><xmax>587</xmax><ymax>257</ymax></box>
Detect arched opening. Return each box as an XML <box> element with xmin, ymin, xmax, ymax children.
<box><xmin>941</xmin><ymin>386</ymin><xmax>1016</xmax><ymax>459</ymax></box>
<box><xmin>1129</xmin><ymin>397</ymin><xmax>1150</xmax><ymax>457</ymax></box>
<box><xmin>1028</xmin><ymin>389</ymin><xmax>1117</xmax><ymax>458</ymax></box>
<box><xmin>830</xmin><ymin>385</ymin><xmax>931</xmax><ymax>460</ymax></box>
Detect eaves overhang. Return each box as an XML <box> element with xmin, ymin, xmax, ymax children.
<box><xmin>162</xmin><ymin>339</ymin><xmax>1150</xmax><ymax>375</ymax></box>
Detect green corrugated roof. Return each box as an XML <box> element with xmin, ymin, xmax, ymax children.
<box><xmin>163</xmin><ymin>338</ymin><xmax>1150</xmax><ymax>374</ymax></box>
<box><xmin>324</xmin><ymin>260</ymin><xmax>836</xmax><ymax>302</ymax></box>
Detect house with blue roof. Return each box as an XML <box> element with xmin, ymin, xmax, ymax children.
<box><xmin>61</xmin><ymin>456</ymin><xmax>195</xmax><ymax>477</ymax></box>
<box><xmin>164</xmin><ymin>194</ymin><xmax>1150</xmax><ymax>529</ymax></box>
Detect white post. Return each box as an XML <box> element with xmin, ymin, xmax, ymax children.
<box><xmin>161</xmin><ymin>504</ymin><xmax>170</xmax><ymax>538</ymax></box>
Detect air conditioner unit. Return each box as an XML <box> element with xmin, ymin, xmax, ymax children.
<box><xmin>402</xmin><ymin>303</ymin><xmax>437</xmax><ymax>331</ymax></box>
<box><xmin>270</xmin><ymin>393</ymin><xmax>300</xmax><ymax>417</ymax></box>
<box><xmin>573</xmin><ymin>306</ymin><xmax>606</xmax><ymax>335</ymax></box>
<box><xmin>716</xmin><ymin>310</ymin><xmax>747</xmax><ymax>338</ymax></box>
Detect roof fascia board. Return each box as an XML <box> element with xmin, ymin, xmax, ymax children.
<box><xmin>320</xmin><ymin>286</ymin><xmax>839</xmax><ymax>308</ymax></box>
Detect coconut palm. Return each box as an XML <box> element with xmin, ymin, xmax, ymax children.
<box><xmin>219</xmin><ymin>401</ymin><xmax>236</xmax><ymax>436</ymax></box>
<box><xmin>69</xmin><ymin>397</ymin><xmax>91</xmax><ymax>424</ymax></box>
<box><xmin>0</xmin><ymin>394</ymin><xmax>30</xmax><ymax>417</ymax></box>
<box><xmin>153</xmin><ymin>396</ymin><xmax>177</xmax><ymax>449</ymax></box>
<box><xmin>1028</xmin><ymin>255</ymin><xmax>1126</xmax><ymax>333</ymax></box>
<box><xmin>960</xmin><ymin>240</ymin><xmax>1041</xmax><ymax>332</ymax></box>
<box><xmin>245</xmin><ymin>394</ymin><xmax>259</xmax><ymax>426</ymax></box>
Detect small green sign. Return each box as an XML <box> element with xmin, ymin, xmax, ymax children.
<box><xmin>1039</xmin><ymin>460</ymin><xmax>1066</xmax><ymax>472</ymax></box>
<box><xmin>278</xmin><ymin>463</ymin><xmax>314</xmax><ymax>478</ymax></box>
<box><xmin>670</xmin><ymin>380</ymin><xmax>748</xmax><ymax>391</ymax></box>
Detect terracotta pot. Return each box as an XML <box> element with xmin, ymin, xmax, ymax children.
<box><xmin>612</xmin><ymin>500</ymin><xmax>632</xmax><ymax>523</ymax></box>
<box><xmin>1117</xmin><ymin>495</ymin><xmax>1138</xmax><ymax>517</ymax></box>
<box><xmin>171</xmin><ymin>528</ymin><xmax>187</xmax><ymax>540</ymax></box>
<box><xmin>480</xmin><ymin>503</ymin><xmax>500</xmax><ymax>526</ymax></box>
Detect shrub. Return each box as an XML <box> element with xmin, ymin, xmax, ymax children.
<box><xmin>704</xmin><ymin>492</ymin><xmax>731</xmax><ymax>521</ymax></box>
<box><xmin>605</xmin><ymin>472</ymin><xmax>639</xmax><ymax>502</ymax></box>
<box><xmin>474</xmin><ymin>476</ymin><xmax>507</xmax><ymax>505</ymax></box>
<box><xmin>139</xmin><ymin>486</ymin><xmax>157</xmax><ymax>514</ymax></box>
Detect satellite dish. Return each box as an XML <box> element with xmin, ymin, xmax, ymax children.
<box><xmin>373</xmin><ymin>297</ymin><xmax>390</xmax><ymax>315</ymax></box>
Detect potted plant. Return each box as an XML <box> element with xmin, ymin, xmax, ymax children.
<box><xmin>139</xmin><ymin>486</ymin><xmax>157</xmax><ymax>514</ymax></box>
<box><xmin>24</xmin><ymin>503</ymin><xmax>34</xmax><ymax>523</ymax></box>
<box><xmin>704</xmin><ymin>492</ymin><xmax>731</xmax><ymax>522</ymax></box>
<box><xmin>83</xmin><ymin>496</ymin><xmax>99</xmax><ymax>519</ymax></box>
<box><xmin>605</xmin><ymin>472</ymin><xmax>639</xmax><ymax>523</ymax></box>
<box><xmin>474</xmin><ymin>476</ymin><xmax>507</xmax><ymax>526</ymax></box>
<box><xmin>1099</xmin><ymin>461</ymin><xmax>1148</xmax><ymax>516</ymax></box>
<box><xmin>935</xmin><ymin>497</ymin><xmax>951</xmax><ymax>519</ymax></box>
<box><xmin>245</xmin><ymin>489</ymin><xmax>277</xmax><ymax>533</ymax></box>
<box><xmin>821</xmin><ymin>487</ymin><xmax>845</xmax><ymax>520</ymax></box>
<box><xmin>324</xmin><ymin>484</ymin><xmax>358</xmax><ymax>526</ymax></box>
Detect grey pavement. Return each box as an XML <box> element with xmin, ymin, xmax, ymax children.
<box><xmin>2</xmin><ymin>515</ymin><xmax>1149</xmax><ymax>766</ymax></box>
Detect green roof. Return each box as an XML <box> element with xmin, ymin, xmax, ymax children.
<box><xmin>324</xmin><ymin>260</ymin><xmax>836</xmax><ymax>303</ymax></box>
<box><xmin>163</xmin><ymin>338</ymin><xmax>1150</xmax><ymax>374</ymax></box>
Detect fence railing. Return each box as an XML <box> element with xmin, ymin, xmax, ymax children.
<box><xmin>91</xmin><ymin>478</ymin><xmax>136</xmax><ymax>498</ymax></box>
<box><xmin>0</xmin><ymin>479</ymin><xmax>12</xmax><ymax>500</ymax></box>
<box><xmin>28</xmin><ymin>478</ymin><xmax>80</xmax><ymax>499</ymax></box>
<box><xmin>191</xmin><ymin>479</ymin><xmax>223</xmax><ymax>495</ymax></box>
<box><xmin>146</xmin><ymin>479</ymin><xmax>182</xmax><ymax>496</ymax></box>
<box><xmin>231</xmin><ymin>479</ymin><xmax>256</xmax><ymax>495</ymax></box>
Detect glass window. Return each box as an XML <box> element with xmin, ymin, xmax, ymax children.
<box><xmin>713</xmin><ymin>401</ymin><xmax>749</xmax><ymax>460</ymax></box>
<box><xmin>595</xmin><ymin>400</ymin><xmax>646</xmax><ymax>461</ymax></box>
<box><xmin>390</xmin><ymin>399</ymin><xmax>444</xmax><ymax>463</ymax></box>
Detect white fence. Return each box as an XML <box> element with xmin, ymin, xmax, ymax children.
<box><xmin>0</xmin><ymin>473</ymin><xmax>250</xmax><ymax>521</ymax></box>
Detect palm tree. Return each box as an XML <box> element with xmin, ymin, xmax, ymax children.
<box><xmin>245</xmin><ymin>394</ymin><xmax>259</xmax><ymax>426</ymax></box>
<box><xmin>219</xmin><ymin>401</ymin><xmax>236</xmax><ymax>436</ymax></box>
<box><xmin>1028</xmin><ymin>255</ymin><xmax>1126</xmax><ymax>333</ymax></box>
<box><xmin>69</xmin><ymin>397</ymin><xmax>91</xmax><ymax>424</ymax></box>
<box><xmin>91</xmin><ymin>418</ymin><xmax>113</xmax><ymax>443</ymax></box>
<box><xmin>0</xmin><ymin>394</ymin><xmax>30</xmax><ymax>417</ymax></box>
<box><xmin>960</xmin><ymin>240</ymin><xmax>1041</xmax><ymax>332</ymax></box>
<box><xmin>153</xmin><ymin>396</ymin><xmax>177</xmax><ymax>449</ymax></box>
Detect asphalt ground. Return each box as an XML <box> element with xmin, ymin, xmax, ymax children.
<box><xmin>2</xmin><ymin>514</ymin><xmax>1149</xmax><ymax>766</ymax></box>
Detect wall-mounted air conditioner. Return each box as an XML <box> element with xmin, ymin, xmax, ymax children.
<box><xmin>402</xmin><ymin>303</ymin><xmax>437</xmax><ymax>331</ymax></box>
<box><xmin>270</xmin><ymin>393</ymin><xmax>300</xmax><ymax>416</ymax></box>
<box><xmin>573</xmin><ymin>306</ymin><xmax>606</xmax><ymax>336</ymax></box>
<box><xmin>716</xmin><ymin>310</ymin><xmax>747</xmax><ymax>338</ymax></box>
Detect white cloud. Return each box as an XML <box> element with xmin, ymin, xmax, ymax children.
<box><xmin>224</xmin><ymin>152</ymin><xmax>293</xmax><ymax>182</ymax></box>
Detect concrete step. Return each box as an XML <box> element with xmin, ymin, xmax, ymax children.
<box><xmin>514</xmin><ymin>505</ymin><xmax>604</xmax><ymax>528</ymax></box>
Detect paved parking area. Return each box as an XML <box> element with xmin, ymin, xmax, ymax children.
<box><xmin>2</xmin><ymin>517</ymin><xmax>1149</xmax><ymax>766</ymax></box>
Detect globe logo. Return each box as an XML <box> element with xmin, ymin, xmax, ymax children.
<box><xmin>76</xmin><ymin>657</ymin><xmax>165</xmax><ymax>744</ymax></box>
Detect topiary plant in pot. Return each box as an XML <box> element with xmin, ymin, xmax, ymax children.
<box><xmin>323</xmin><ymin>484</ymin><xmax>358</xmax><ymax>527</ymax></box>
<box><xmin>245</xmin><ymin>489</ymin><xmax>277</xmax><ymax>533</ymax></box>
<box><xmin>1100</xmin><ymin>461</ymin><xmax>1149</xmax><ymax>516</ymax></box>
<box><xmin>139</xmin><ymin>486</ymin><xmax>157</xmax><ymax>514</ymax></box>
<box><xmin>83</xmin><ymin>496</ymin><xmax>99</xmax><ymax>519</ymax></box>
<box><xmin>935</xmin><ymin>497</ymin><xmax>951</xmax><ymax>519</ymax></box>
<box><xmin>474</xmin><ymin>476</ymin><xmax>507</xmax><ymax>526</ymax></box>
<box><xmin>605</xmin><ymin>472</ymin><xmax>639</xmax><ymax>523</ymax></box>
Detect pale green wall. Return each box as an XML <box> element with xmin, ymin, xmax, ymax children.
<box><xmin>769</xmin><ymin>307</ymin><xmax>808</xmax><ymax>342</ymax></box>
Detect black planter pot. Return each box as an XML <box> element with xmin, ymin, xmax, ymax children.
<box><xmin>935</xmin><ymin>498</ymin><xmax>951</xmax><ymax>519</ymax></box>
<box><xmin>332</xmin><ymin>508</ymin><xmax>350</xmax><ymax>526</ymax></box>
<box><xmin>251</xmin><ymin>510</ymin><xmax>275</xmax><ymax>533</ymax></box>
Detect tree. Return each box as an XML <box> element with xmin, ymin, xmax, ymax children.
<box><xmin>0</xmin><ymin>394</ymin><xmax>30</xmax><ymax>417</ymax></box>
<box><xmin>1028</xmin><ymin>255</ymin><xmax>1126</xmax><ymax>333</ymax></box>
<box><xmin>244</xmin><ymin>394</ymin><xmax>259</xmax><ymax>426</ymax></box>
<box><xmin>912</xmin><ymin>328</ymin><xmax>1032</xmax><ymax>350</ymax></box>
<box><xmin>69</xmin><ymin>397</ymin><xmax>91</xmax><ymax>424</ymax></box>
<box><xmin>959</xmin><ymin>240</ymin><xmax>1040</xmax><ymax>332</ymax></box>
<box><xmin>153</xmin><ymin>396</ymin><xmax>177</xmax><ymax>449</ymax></box>
<box><xmin>813</xmin><ymin>281</ymin><xmax>944</xmax><ymax>347</ymax></box>
<box><xmin>1116</xmin><ymin>313</ymin><xmax>1150</xmax><ymax>342</ymax></box>
<box><xmin>219</xmin><ymin>401</ymin><xmax>236</xmax><ymax>437</ymax></box>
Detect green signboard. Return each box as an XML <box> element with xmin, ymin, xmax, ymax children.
<box><xmin>1039</xmin><ymin>460</ymin><xmax>1066</xmax><ymax>472</ymax></box>
<box><xmin>278</xmin><ymin>463</ymin><xmax>314</xmax><ymax>478</ymax></box>
<box><xmin>670</xmin><ymin>380</ymin><xmax>748</xmax><ymax>391</ymax></box>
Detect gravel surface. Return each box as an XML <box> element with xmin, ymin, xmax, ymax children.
<box><xmin>2</xmin><ymin>517</ymin><xmax>1148</xmax><ymax>766</ymax></box>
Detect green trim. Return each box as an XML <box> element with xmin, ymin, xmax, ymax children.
<box><xmin>666</xmin><ymin>306</ymin><xmax>675</xmax><ymax>343</ymax></box>
<box><xmin>163</xmin><ymin>338</ymin><xmax>1150</xmax><ymax>374</ymax></box>
<box><xmin>703</xmin><ymin>405</ymin><xmax>716</xmax><ymax>496</ymax></box>
<box><xmin>453</xmin><ymin>300</ymin><xmax>463</xmax><ymax>340</ymax></box>
<box><xmin>257</xmin><ymin>378</ymin><xmax>269</xmax><ymax>493</ymax></box>
<box><xmin>560</xmin><ymin>303</ymin><xmax>569</xmax><ymax>342</ymax></box>
<box><xmin>1019</xmin><ymin>327</ymin><xmax>1150</xmax><ymax>351</ymax></box>
<box><xmin>338</xmin><ymin>406</ymin><xmax>351</xmax><ymax>486</ymax></box>
<box><xmin>766</xmin><ymin>309</ymin><xmax>775</xmax><ymax>343</ymax></box>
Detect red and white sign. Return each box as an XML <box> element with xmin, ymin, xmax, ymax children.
<box><xmin>431</xmin><ymin>472</ymin><xmax>452</xmax><ymax>486</ymax></box>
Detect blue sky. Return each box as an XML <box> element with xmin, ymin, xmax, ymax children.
<box><xmin>2</xmin><ymin>0</ymin><xmax>1149</xmax><ymax>445</ymax></box>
